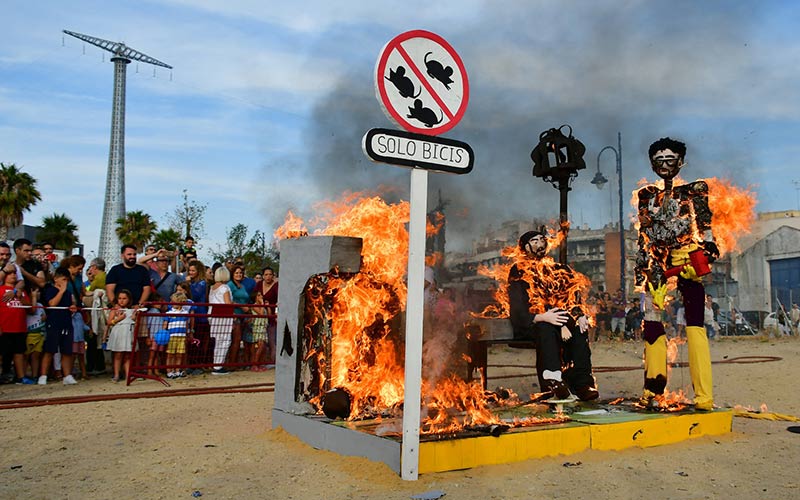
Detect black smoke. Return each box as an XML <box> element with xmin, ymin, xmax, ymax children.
<box><xmin>279</xmin><ymin>1</ymin><xmax>765</xmax><ymax>252</ymax></box>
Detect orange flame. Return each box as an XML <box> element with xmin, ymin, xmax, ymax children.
<box><xmin>705</xmin><ymin>177</ymin><xmax>757</xmax><ymax>256</ymax></box>
<box><xmin>473</xmin><ymin>228</ymin><xmax>591</xmax><ymax>320</ymax></box>
<box><xmin>274</xmin><ymin>210</ymin><xmax>308</xmax><ymax>240</ymax></box>
<box><xmin>279</xmin><ymin>194</ymin><xmax>561</xmax><ymax>434</ymax></box>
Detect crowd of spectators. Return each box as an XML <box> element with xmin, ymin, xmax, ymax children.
<box><xmin>0</xmin><ymin>236</ymin><xmax>278</xmax><ymax>386</ymax></box>
<box><xmin>584</xmin><ymin>287</ymin><xmax>729</xmax><ymax>343</ymax></box>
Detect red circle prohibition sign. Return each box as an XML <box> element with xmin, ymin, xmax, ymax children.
<box><xmin>375</xmin><ymin>30</ymin><xmax>469</xmax><ymax>136</ymax></box>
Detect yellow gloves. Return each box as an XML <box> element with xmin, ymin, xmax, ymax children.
<box><xmin>680</xmin><ymin>263</ymin><xmax>701</xmax><ymax>282</ymax></box>
<box><xmin>648</xmin><ymin>282</ymin><xmax>668</xmax><ymax>309</ymax></box>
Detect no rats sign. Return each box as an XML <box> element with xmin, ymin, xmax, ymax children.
<box><xmin>375</xmin><ymin>30</ymin><xmax>469</xmax><ymax>136</ymax></box>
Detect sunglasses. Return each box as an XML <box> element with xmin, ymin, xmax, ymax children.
<box><xmin>651</xmin><ymin>156</ymin><xmax>680</xmax><ymax>167</ymax></box>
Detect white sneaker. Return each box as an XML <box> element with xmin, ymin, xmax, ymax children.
<box><xmin>37</xmin><ymin>375</ymin><xmax>47</xmax><ymax>385</ymax></box>
<box><xmin>63</xmin><ymin>374</ymin><xmax>78</xmax><ymax>385</ymax></box>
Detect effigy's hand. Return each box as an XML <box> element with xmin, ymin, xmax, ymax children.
<box><xmin>561</xmin><ymin>325</ymin><xmax>572</xmax><ymax>341</ymax></box>
<box><xmin>648</xmin><ymin>282</ymin><xmax>668</xmax><ymax>310</ymax></box>
<box><xmin>680</xmin><ymin>264</ymin><xmax>700</xmax><ymax>282</ymax></box>
<box><xmin>1</xmin><ymin>289</ymin><xmax>14</xmax><ymax>303</ymax></box>
<box><xmin>538</xmin><ymin>308</ymin><xmax>569</xmax><ymax>326</ymax></box>
<box><xmin>577</xmin><ymin>315</ymin><xmax>589</xmax><ymax>333</ymax></box>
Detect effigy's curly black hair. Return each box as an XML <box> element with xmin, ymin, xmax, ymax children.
<box><xmin>648</xmin><ymin>137</ymin><xmax>686</xmax><ymax>158</ymax></box>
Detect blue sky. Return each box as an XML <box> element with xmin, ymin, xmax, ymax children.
<box><xmin>2</xmin><ymin>0</ymin><xmax>799</xmax><ymax>260</ymax></box>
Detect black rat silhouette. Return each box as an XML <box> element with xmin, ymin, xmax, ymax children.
<box><xmin>407</xmin><ymin>99</ymin><xmax>443</xmax><ymax>128</ymax></box>
<box><xmin>424</xmin><ymin>52</ymin><xmax>454</xmax><ymax>90</ymax></box>
<box><xmin>385</xmin><ymin>66</ymin><xmax>421</xmax><ymax>99</ymax></box>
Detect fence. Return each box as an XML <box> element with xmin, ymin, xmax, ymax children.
<box><xmin>123</xmin><ymin>301</ymin><xmax>276</xmax><ymax>385</ymax></box>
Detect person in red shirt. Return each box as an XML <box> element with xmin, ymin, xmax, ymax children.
<box><xmin>0</xmin><ymin>269</ymin><xmax>33</xmax><ymax>384</ymax></box>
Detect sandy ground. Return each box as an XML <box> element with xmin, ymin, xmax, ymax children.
<box><xmin>1</xmin><ymin>335</ymin><xmax>799</xmax><ymax>500</ymax></box>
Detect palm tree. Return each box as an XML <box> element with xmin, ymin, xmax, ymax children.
<box><xmin>39</xmin><ymin>213</ymin><xmax>80</xmax><ymax>250</ymax></box>
<box><xmin>0</xmin><ymin>163</ymin><xmax>42</xmax><ymax>241</ymax></box>
<box><xmin>151</xmin><ymin>228</ymin><xmax>182</xmax><ymax>252</ymax></box>
<box><xmin>115</xmin><ymin>210</ymin><xmax>157</xmax><ymax>252</ymax></box>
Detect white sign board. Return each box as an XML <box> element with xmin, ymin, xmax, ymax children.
<box><xmin>375</xmin><ymin>30</ymin><xmax>469</xmax><ymax>136</ymax></box>
<box><xmin>362</xmin><ymin>128</ymin><xmax>474</xmax><ymax>174</ymax></box>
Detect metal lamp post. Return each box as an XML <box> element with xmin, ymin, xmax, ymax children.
<box><xmin>531</xmin><ymin>125</ymin><xmax>587</xmax><ymax>265</ymax></box>
<box><xmin>591</xmin><ymin>132</ymin><xmax>625</xmax><ymax>297</ymax></box>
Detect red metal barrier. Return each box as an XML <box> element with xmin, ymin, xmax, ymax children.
<box><xmin>125</xmin><ymin>302</ymin><xmax>276</xmax><ymax>386</ymax></box>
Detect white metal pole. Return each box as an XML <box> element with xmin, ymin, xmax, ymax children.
<box><xmin>401</xmin><ymin>167</ymin><xmax>428</xmax><ymax>480</ymax></box>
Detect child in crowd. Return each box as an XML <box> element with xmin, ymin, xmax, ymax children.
<box><xmin>40</xmin><ymin>267</ymin><xmax>77</xmax><ymax>385</ymax></box>
<box><xmin>72</xmin><ymin>311</ymin><xmax>89</xmax><ymax>380</ymax></box>
<box><xmin>249</xmin><ymin>292</ymin><xmax>269</xmax><ymax>371</ymax></box>
<box><xmin>163</xmin><ymin>291</ymin><xmax>193</xmax><ymax>379</ymax></box>
<box><xmin>104</xmin><ymin>289</ymin><xmax>137</xmax><ymax>382</ymax></box>
<box><xmin>0</xmin><ymin>268</ymin><xmax>34</xmax><ymax>384</ymax></box>
<box><xmin>25</xmin><ymin>288</ymin><xmax>46</xmax><ymax>382</ymax></box>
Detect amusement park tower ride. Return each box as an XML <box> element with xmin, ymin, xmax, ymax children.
<box><xmin>63</xmin><ymin>30</ymin><xmax>172</xmax><ymax>265</ymax></box>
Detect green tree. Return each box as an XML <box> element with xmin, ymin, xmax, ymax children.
<box><xmin>151</xmin><ymin>228</ymin><xmax>182</xmax><ymax>252</ymax></box>
<box><xmin>115</xmin><ymin>210</ymin><xmax>157</xmax><ymax>252</ymax></box>
<box><xmin>212</xmin><ymin>224</ymin><xmax>278</xmax><ymax>276</ymax></box>
<box><xmin>166</xmin><ymin>189</ymin><xmax>207</xmax><ymax>242</ymax></box>
<box><xmin>39</xmin><ymin>213</ymin><xmax>79</xmax><ymax>250</ymax></box>
<box><xmin>0</xmin><ymin>163</ymin><xmax>42</xmax><ymax>241</ymax></box>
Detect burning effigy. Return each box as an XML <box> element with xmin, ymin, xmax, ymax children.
<box><xmin>469</xmin><ymin>226</ymin><xmax>598</xmax><ymax>401</ymax></box>
<box><xmin>634</xmin><ymin>138</ymin><xmax>757</xmax><ymax>411</ymax></box>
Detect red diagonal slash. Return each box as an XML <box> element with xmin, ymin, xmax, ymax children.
<box><xmin>396</xmin><ymin>43</ymin><xmax>455</xmax><ymax>121</ymax></box>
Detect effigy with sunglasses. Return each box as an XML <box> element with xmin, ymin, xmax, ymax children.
<box><xmin>633</xmin><ymin>136</ymin><xmax>717</xmax><ymax>413</ymax></box>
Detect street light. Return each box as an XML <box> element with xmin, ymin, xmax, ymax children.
<box><xmin>591</xmin><ymin>132</ymin><xmax>625</xmax><ymax>297</ymax></box>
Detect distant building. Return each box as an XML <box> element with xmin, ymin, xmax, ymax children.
<box><xmin>730</xmin><ymin>210</ymin><xmax>800</xmax><ymax>321</ymax></box>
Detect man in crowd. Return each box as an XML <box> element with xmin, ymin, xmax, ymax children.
<box><xmin>14</xmin><ymin>239</ymin><xmax>45</xmax><ymax>290</ymax></box>
<box><xmin>105</xmin><ymin>245</ymin><xmax>151</xmax><ymax>306</ymax></box>
<box><xmin>42</xmin><ymin>242</ymin><xmax>58</xmax><ymax>267</ymax></box>
<box><xmin>149</xmin><ymin>251</ymin><xmax>184</xmax><ymax>303</ymax></box>
<box><xmin>609</xmin><ymin>289</ymin><xmax>626</xmax><ymax>340</ymax></box>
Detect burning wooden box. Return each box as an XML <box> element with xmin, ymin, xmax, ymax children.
<box><xmin>271</xmin><ymin>236</ymin><xmax>732</xmax><ymax>477</ymax></box>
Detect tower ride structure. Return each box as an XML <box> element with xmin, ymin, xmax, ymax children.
<box><xmin>63</xmin><ymin>30</ymin><xmax>172</xmax><ymax>265</ymax></box>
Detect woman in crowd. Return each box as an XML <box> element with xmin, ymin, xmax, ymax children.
<box><xmin>186</xmin><ymin>260</ymin><xmax>211</xmax><ymax>373</ymax></box>
<box><xmin>254</xmin><ymin>266</ymin><xmax>278</xmax><ymax>367</ymax></box>
<box><xmin>227</xmin><ymin>264</ymin><xmax>250</xmax><ymax>367</ymax></box>
<box><xmin>62</xmin><ymin>255</ymin><xmax>88</xmax><ymax>379</ymax></box>
<box><xmin>208</xmin><ymin>266</ymin><xmax>234</xmax><ymax>375</ymax></box>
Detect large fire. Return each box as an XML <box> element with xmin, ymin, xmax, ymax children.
<box><xmin>275</xmin><ymin>194</ymin><xmax>566</xmax><ymax>434</ymax></box>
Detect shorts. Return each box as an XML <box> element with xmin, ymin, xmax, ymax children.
<box><xmin>251</xmin><ymin>317</ymin><xmax>268</xmax><ymax>343</ymax></box>
<box><xmin>166</xmin><ymin>336</ymin><xmax>186</xmax><ymax>355</ymax></box>
<box><xmin>2</xmin><ymin>332</ymin><xmax>27</xmax><ymax>355</ymax></box>
<box><xmin>26</xmin><ymin>332</ymin><xmax>45</xmax><ymax>354</ymax></box>
<box><xmin>72</xmin><ymin>341</ymin><xmax>86</xmax><ymax>354</ymax></box>
<box><xmin>44</xmin><ymin>328</ymin><xmax>74</xmax><ymax>355</ymax></box>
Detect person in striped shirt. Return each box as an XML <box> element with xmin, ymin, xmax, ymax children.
<box><xmin>163</xmin><ymin>291</ymin><xmax>194</xmax><ymax>379</ymax></box>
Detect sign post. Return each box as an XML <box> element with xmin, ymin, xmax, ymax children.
<box><xmin>367</xmin><ymin>29</ymin><xmax>470</xmax><ymax>480</ymax></box>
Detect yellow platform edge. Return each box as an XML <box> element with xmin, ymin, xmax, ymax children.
<box><xmin>418</xmin><ymin>410</ymin><xmax>732</xmax><ymax>474</ymax></box>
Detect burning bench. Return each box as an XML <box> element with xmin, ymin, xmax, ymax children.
<box><xmin>465</xmin><ymin>317</ymin><xmax>535</xmax><ymax>390</ymax></box>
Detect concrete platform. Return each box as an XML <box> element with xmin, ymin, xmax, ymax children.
<box><xmin>274</xmin><ymin>403</ymin><xmax>733</xmax><ymax>475</ymax></box>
